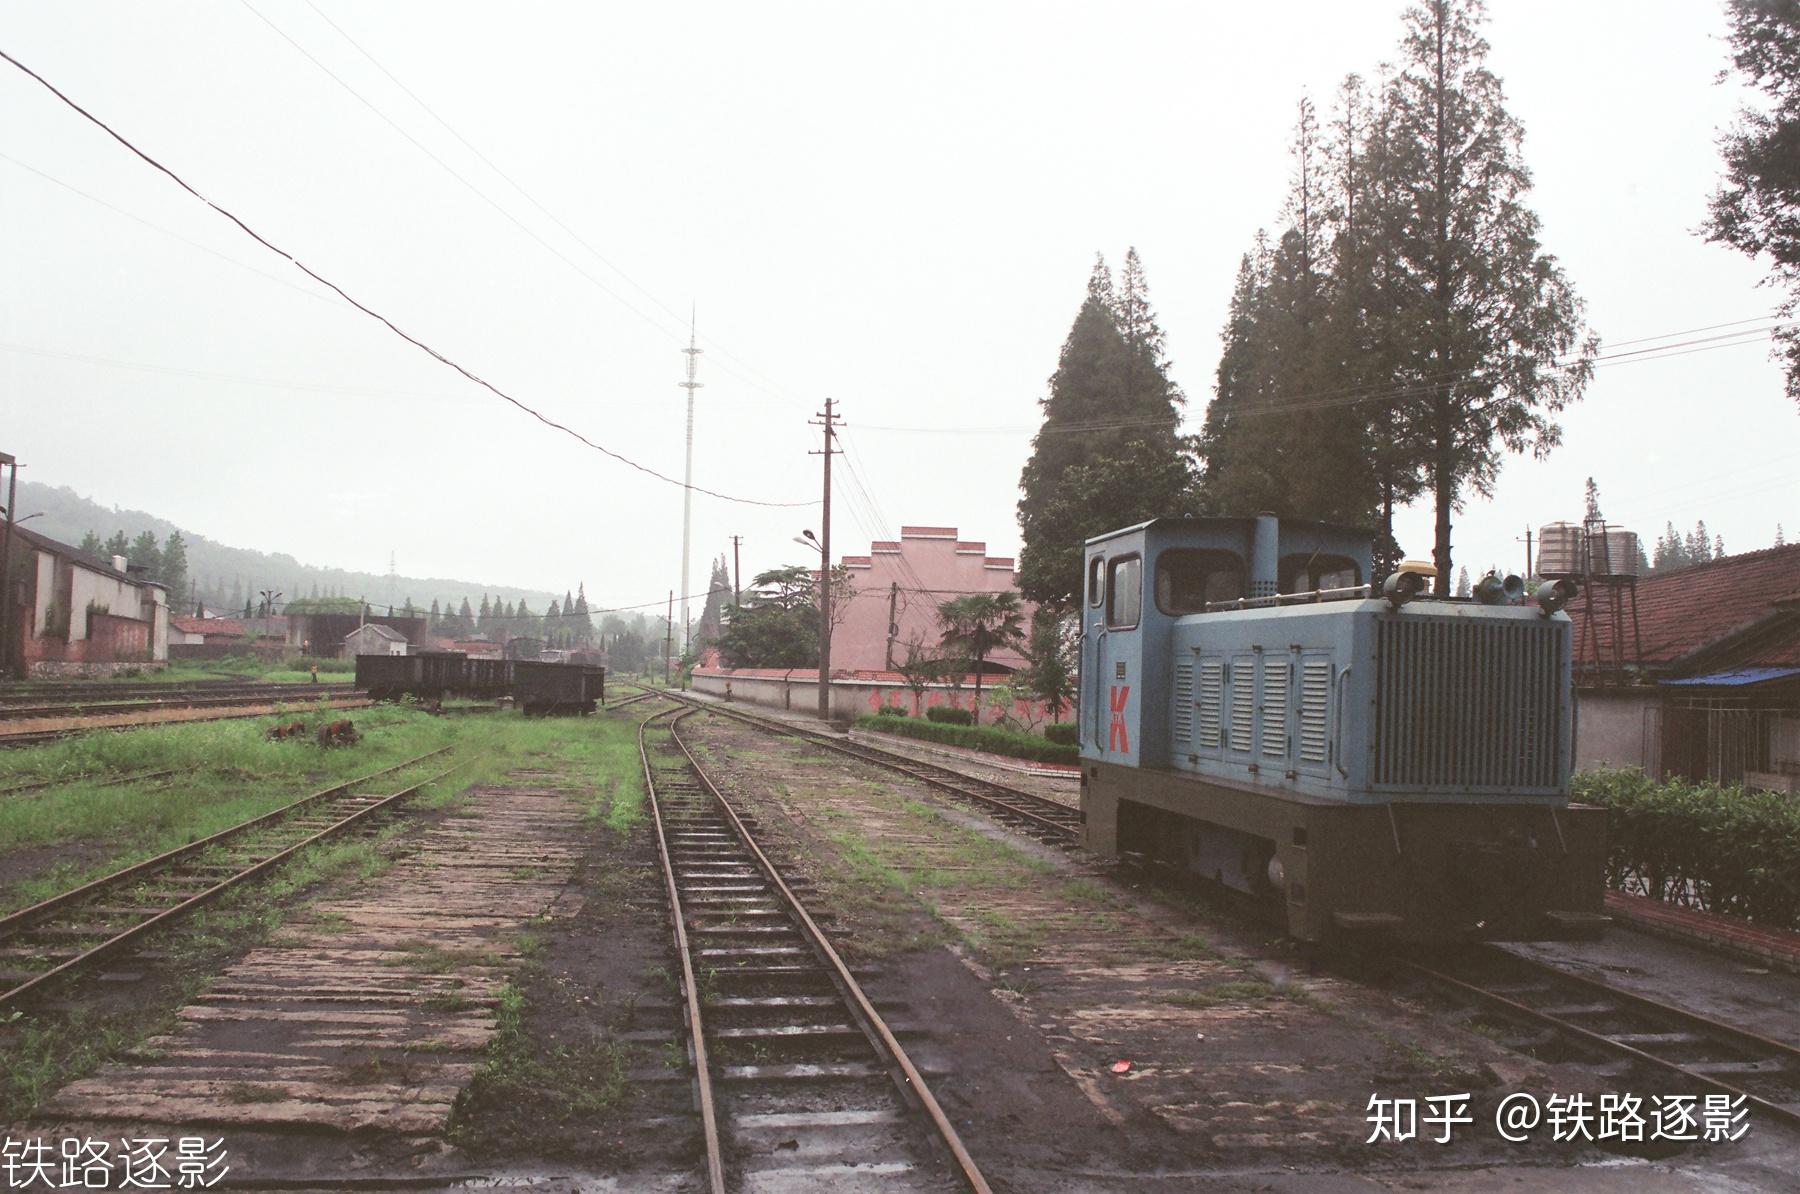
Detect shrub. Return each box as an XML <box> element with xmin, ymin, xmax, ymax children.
<box><xmin>925</xmin><ymin>706</ymin><xmax>974</xmax><ymax>726</ymax></box>
<box><xmin>856</xmin><ymin>714</ymin><xmax>1077</xmax><ymax>765</ymax></box>
<box><xmin>1573</xmin><ymin>768</ymin><xmax>1800</xmax><ymax>929</ymax></box>
<box><xmin>877</xmin><ymin>704</ymin><xmax>907</xmax><ymax>717</ymax></box>
<box><xmin>1044</xmin><ymin>722</ymin><xmax>1078</xmax><ymax>746</ymax></box>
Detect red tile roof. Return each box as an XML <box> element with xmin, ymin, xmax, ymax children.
<box><xmin>172</xmin><ymin>616</ymin><xmax>245</xmax><ymax>637</ymax></box>
<box><xmin>1567</xmin><ymin>544</ymin><xmax>1800</xmax><ymax>672</ymax></box>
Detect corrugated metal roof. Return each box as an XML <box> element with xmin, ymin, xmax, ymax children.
<box><xmin>1660</xmin><ymin>666</ymin><xmax>1800</xmax><ymax>688</ymax></box>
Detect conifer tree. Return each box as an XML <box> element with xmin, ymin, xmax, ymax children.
<box><xmin>129</xmin><ymin>531</ymin><xmax>162</xmax><ymax>580</ymax></box>
<box><xmin>1380</xmin><ymin>0</ymin><xmax>1595</xmax><ymax>592</ymax></box>
<box><xmin>428</xmin><ymin>598</ymin><xmax>441</xmax><ymax>633</ymax></box>
<box><xmin>546</xmin><ymin>599</ymin><xmax>562</xmax><ymax>648</ymax></box>
<box><xmin>78</xmin><ymin>530</ymin><xmax>102</xmax><ymax>555</ymax></box>
<box><xmin>1778</xmin><ymin>524</ymin><xmax>1787</xmax><ymax>547</ymax></box>
<box><xmin>573</xmin><ymin>584</ymin><xmax>594</xmax><ymax>644</ymax></box>
<box><xmin>697</xmin><ymin>557</ymin><xmax>731</xmax><ymax>646</ymax></box>
<box><xmin>104</xmin><ymin>531</ymin><xmax>129</xmax><ymax>561</ymax></box>
<box><xmin>1706</xmin><ymin>0</ymin><xmax>1800</xmax><ymax>404</ymax></box>
<box><xmin>1018</xmin><ymin>254</ymin><xmax>1194</xmax><ymax>608</ymax></box>
<box><xmin>457</xmin><ymin>597</ymin><xmax>474</xmax><ymax>637</ymax></box>
<box><xmin>477</xmin><ymin>595</ymin><xmax>492</xmax><ymax>636</ymax></box>
<box><xmin>515</xmin><ymin>598</ymin><xmax>533</xmax><ymax>642</ymax></box>
<box><xmin>1455</xmin><ymin>566</ymin><xmax>1470</xmax><ymax>597</ymax></box>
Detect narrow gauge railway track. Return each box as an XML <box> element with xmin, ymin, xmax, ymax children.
<box><xmin>640</xmin><ymin>705</ymin><xmax>992</xmax><ymax>1193</ymax></box>
<box><xmin>605</xmin><ymin>690</ymin><xmax>660</xmax><ymax>711</ymax></box>
<box><xmin>0</xmin><ymin>749</ymin><xmax>462</xmax><ymax>1014</ymax></box>
<box><xmin>0</xmin><ymin>684</ymin><xmax>358</xmax><ymax>720</ymax></box>
<box><xmin>650</xmin><ymin>688</ymin><xmax>1080</xmax><ymax>846</ymax></box>
<box><xmin>0</xmin><ymin>768</ymin><xmax>177</xmax><ymax>799</ymax></box>
<box><xmin>0</xmin><ymin>678</ymin><xmax>328</xmax><ymax>702</ymax></box>
<box><xmin>1397</xmin><ymin>946</ymin><xmax>1800</xmax><ymax>1132</ymax></box>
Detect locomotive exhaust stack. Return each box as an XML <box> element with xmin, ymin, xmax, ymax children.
<box><xmin>1078</xmin><ymin>516</ymin><xmax>1608</xmax><ymax>944</ymax></box>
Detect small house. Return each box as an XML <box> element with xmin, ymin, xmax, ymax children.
<box><xmin>343</xmin><ymin>622</ymin><xmax>408</xmax><ymax>658</ymax></box>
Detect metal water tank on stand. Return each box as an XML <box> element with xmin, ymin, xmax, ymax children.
<box><xmin>1536</xmin><ymin>522</ymin><xmax>1584</xmax><ymax>577</ymax></box>
<box><xmin>1588</xmin><ymin>525</ymin><xmax>1642</xmax><ymax>576</ymax></box>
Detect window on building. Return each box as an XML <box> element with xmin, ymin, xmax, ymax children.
<box><xmin>1105</xmin><ymin>555</ymin><xmax>1142</xmax><ymax>628</ymax></box>
<box><xmin>1279</xmin><ymin>554</ymin><xmax>1362</xmax><ymax>594</ymax></box>
<box><xmin>1155</xmin><ymin>549</ymin><xmax>1245</xmax><ymax>614</ymax></box>
<box><xmin>1087</xmin><ymin>555</ymin><xmax>1105</xmax><ymax>607</ymax></box>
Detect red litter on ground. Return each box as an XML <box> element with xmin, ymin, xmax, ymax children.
<box><xmin>1110</xmin><ymin>1060</ymin><xmax>1133</xmax><ymax>1074</ymax></box>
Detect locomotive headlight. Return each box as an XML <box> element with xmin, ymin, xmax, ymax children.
<box><xmin>1383</xmin><ymin>571</ymin><xmax>1426</xmax><ymax>608</ymax></box>
<box><xmin>1536</xmin><ymin>577</ymin><xmax>1578</xmax><ymax>616</ymax></box>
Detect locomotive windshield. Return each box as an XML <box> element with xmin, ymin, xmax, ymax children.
<box><xmin>1155</xmin><ymin>549</ymin><xmax>1244</xmax><ymax>614</ymax></box>
<box><xmin>1105</xmin><ymin>556</ymin><xmax>1142</xmax><ymax>627</ymax></box>
<box><xmin>1279</xmin><ymin>553</ymin><xmax>1361</xmax><ymax>594</ymax></box>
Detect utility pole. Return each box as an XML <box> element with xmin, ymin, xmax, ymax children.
<box><xmin>678</xmin><ymin>313</ymin><xmax>703</xmax><ymax>657</ymax></box>
<box><xmin>0</xmin><ymin>453</ymin><xmax>17</xmax><ymax>679</ymax></box>
<box><xmin>885</xmin><ymin>581</ymin><xmax>899</xmax><ymax>670</ymax></box>
<box><xmin>1516</xmin><ymin>525</ymin><xmax>1535</xmax><ymax>579</ymax></box>
<box><xmin>664</xmin><ymin>590</ymin><xmax>674</xmax><ymax>687</ymax></box>
<box><xmin>809</xmin><ymin>399</ymin><xmax>841</xmax><ymax>722</ymax></box>
<box><xmin>730</xmin><ymin>535</ymin><xmax>742</xmax><ymax>608</ymax></box>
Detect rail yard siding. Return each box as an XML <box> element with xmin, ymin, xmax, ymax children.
<box><xmin>691</xmin><ymin>666</ymin><xmax>1066</xmax><ymax>725</ymax></box>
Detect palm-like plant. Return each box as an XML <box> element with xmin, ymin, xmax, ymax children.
<box><xmin>936</xmin><ymin>591</ymin><xmax>1025</xmax><ymax>725</ymax></box>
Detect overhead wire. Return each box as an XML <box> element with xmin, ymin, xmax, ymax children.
<box><xmin>0</xmin><ymin>45</ymin><xmax>814</xmax><ymax>509</ymax></box>
<box><xmin>281</xmin><ymin>0</ymin><xmax>813</xmax><ymax>411</ymax></box>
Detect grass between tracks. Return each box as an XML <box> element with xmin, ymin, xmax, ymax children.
<box><xmin>0</xmin><ymin>705</ymin><xmax>645</xmax><ymax>1123</ymax></box>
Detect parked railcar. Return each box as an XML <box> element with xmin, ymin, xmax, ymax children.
<box><xmin>1079</xmin><ymin>515</ymin><xmax>1606</xmax><ymax>943</ymax></box>
<box><xmin>354</xmin><ymin>653</ymin><xmax>423</xmax><ymax>701</ymax></box>
<box><xmin>513</xmin><ymin>660</ymin><xmax>606</xmax><ymax>716</ymax></box>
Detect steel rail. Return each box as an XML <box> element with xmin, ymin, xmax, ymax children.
<box><xmin>0</xmin><ymin>753</ymin><xmax>469</xmax><ymax>1013</ymax></box>
<box><xmin>0</xmin><ymin>686</ymin><xmax>358</xmax><ymax>720</ymax></box>
<box><xmin>667</xmin><ymin>708</ymin><xmax>996</xmax><ymax>1194</ymax></box>
<box><xmin>653</xmin><ymin>688</ymin><xmax>1079</xmax><ymax>842</ymax></box>
<box><xmin>0</xmin><ymin>768</ymin><xmax>177</xmax><ymax>799</ymax></box>
<box><xmin>637</xmin><ymin>705</ymin><xmax>728</xmax><ymax>1194</ymax></box>
<box><xmin>1398</xmin><ymin>951</ymin><xmax>1800</xmax><ymax>1133</ymax></box>
<box><xmin>0</xmin><ymin>749</ymin><xmax>450</xmax><ymax>939</ymax></box>
<box><xmin>0</xmin><ymin>698</ymin><xmax>374</xmax><ymax>749</ymax></box>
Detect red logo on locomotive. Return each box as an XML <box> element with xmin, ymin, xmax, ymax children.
<box><xmin>1108</xmin><ymin>685</ymin><xmax>1131</xmax><ymax>752</ymax></box>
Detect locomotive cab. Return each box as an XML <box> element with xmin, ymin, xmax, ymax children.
<box><xmin>1079</xmin><ymin>516</ymin><xmax>1607</xmax><ymax>943</ymax></box>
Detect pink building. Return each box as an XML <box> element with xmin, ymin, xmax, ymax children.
<box><xmin>832</xmin><ymin>525</ymin><xmax>1032</xmax><ymax>674</ymax></box>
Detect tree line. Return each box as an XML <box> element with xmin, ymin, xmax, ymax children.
<box><xmin>78</xmin><ymin>529</ymin><xmax>189</xmax><ymax>607</ymax></box>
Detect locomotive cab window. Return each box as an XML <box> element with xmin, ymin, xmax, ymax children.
<box><xmin>1279</xmin><ymin>554</ymin><xmax>1361</xmax><ymax>594</ymax></box>
<box><xmin>1105</xmin><ymin>555</ymin><xmax>1142</xmax><ymax>628</ymax></box>
<box><xmin>1155</xmin><ymin>549</ymin><xmax>1245</xmax><ymax>614</ymax></box>
<box><xmin>1087</xmin><ymin>555</ymin><xmax>1105</xmax><ymax>607</ymax></box>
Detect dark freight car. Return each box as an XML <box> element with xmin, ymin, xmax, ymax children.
<box><xmin>513</xmin><ymin>661</ymin><xmax>605</xmax><ymax>716</ymax></box>
<box><xmin>354</xmin><ymin>653</ymin><xmax>422</xmax><ymax>701</ymax></box>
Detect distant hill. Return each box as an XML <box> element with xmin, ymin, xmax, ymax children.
<box><xmin>16</xmin><ymin>480</ymin><xmax>564</xmax><ymax>618</ymax></box>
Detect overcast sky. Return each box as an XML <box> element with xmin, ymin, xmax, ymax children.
<box><xmin>3</xmin><ymin>1</ymin><xmax>1795</xmax><ymax>615</ymax></box>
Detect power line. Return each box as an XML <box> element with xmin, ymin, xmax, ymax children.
<box><xmin>0</xmin><ymin>45</ymin><xmax>814</xmax><ymax>509</ymax></box>
<box><xmin>284</xmin><ymin>0</ymin><xmax>813</xmax><ymax>411</ymax></box>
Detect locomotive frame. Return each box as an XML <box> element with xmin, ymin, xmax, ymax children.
<box><xmin>1078</xmin><ymin>515</ymin><xmax>1607</xmax><ymax>943</ymax></box>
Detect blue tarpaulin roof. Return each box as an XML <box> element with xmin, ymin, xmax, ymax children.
<box><xmin>1660</xmin><ymin>666</ymin><xmax>1800</xmax><ymax>688</ymax></box>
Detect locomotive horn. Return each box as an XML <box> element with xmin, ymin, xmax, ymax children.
<box><xmin>1383</xmin><ymin>571</ymin><xmax>1426</xmax><ymax>608</ymax></box>
<box><xmin>1536</xmin><ymin>577</ymin><xmax>1578</xmax><ymax>616</ymax></box>
<box><xmin>1472</xmin><ymin>573</ymin><xmax>1505</xmax><ymax>605</ymax></box>
<box><xmin>1503</xmin><ymin>574</ymin><xmax>1526</xmax><ymax>602</ymax></box>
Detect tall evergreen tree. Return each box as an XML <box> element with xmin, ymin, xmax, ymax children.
<box><xmin>128</xmin><ymin>530</ymin><xmax>162</xmax><ymax>580</ymax></box>
<box><xmin>1584</xmin><ymin>477</ymin><xmax>1602</xmax><ymax>521</ymax></box>
<box><xmin>160</xmin><ymin>532</ymin><xmax>189</xmax><ymax>607</ymax></box>
<box><xmin>696</xmin><ymin>556</ymin><xmax>731</xmax><ymax>646</ymax></box>
<box><xmin>477</xmin><ymin>595</ymin><xmax>492</xmax><ymax>636</ymax></box>
<box><xmin>545</xmin><ymin>599</ymin><xmax>562</xmax><ymax>647</ymax></box>
<box><xmin>573</xmin><ymin>584</ymin><xmax>594</xmax><ymax>644</ymax></box>
<box><xmin>428</xmin><ymin>598</ymin><xmax>442</xmax><ymax>633</ymax></box>
<box><xmin>103</xmin><ymin>530</ymin><xmax>130</xmax><ymax>561</ymax></box>
<box><xmin>1706</xmin><ymin>0</ymin><xmax>1800</xmax><ymax>404</ymax></box>
<box><xmin>515</xmin><ymin>598</ymin><xmax>533</xmax><ymax>643</ymax></box>
<box><xmin>456</xmin><ymin>597</ymin><xmax>474</xmax><ymax>638</ymax></box>
<box><xmin>1018</xmin><ymin>254</ymin><xmax>1194</xmax><ymax>608</ymax></box>
<box><xmin>78</xmin><ymin>530</ymin><xmax>103</xmax><ymax>556</ymax></box>
<box><xmin>1380</xmin><ymin>0</ymin><xmax>1596</xmax><ymax>592</ymax></box>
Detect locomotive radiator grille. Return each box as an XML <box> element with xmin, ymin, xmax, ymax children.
<box><xmin>1373</xmin><ymin>618</ymin><xmax>1563</xmax><ymax>790</ymax></box>
<box><xmin>1298</xmin><ymin>659</ymin><xmax>1331</xmax><ymax>764</ymax></box>
<box><xmin>1261</xmin><ymin>661</ymin><xmax>1289</xmax><ymax>758</ymax></box>
<box><xmin>1173</xmin><ymin>661</ymin><xmax>1195</xmax><ymax>745</ymax></box>
<box><xmin>1197</xmin><ymin>660</ymin><xmax>1223</xmax><ymax>749</ymax></box>
<box><xmin>1228</xmin><ymin>657</ymin><xmax>1255</xmax><ymax>753</ymax></box>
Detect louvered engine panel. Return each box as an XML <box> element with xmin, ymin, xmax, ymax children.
<box><xmin>1197</xmin><ymin>659</ymin><xmax>1223</xmax><ymax>750</ymax></box>
<box><xmin>1298</xmin><ymin>658</ymin><xmax>1332</xmax><ymax>764</ymax></box>
<box><xmin>1173</xmin><ymin>660</ymin><xmax>1195</xmax><ymax>745</ymax></box>
<box><xmin>1261</xmin><ymin>660</ymin><xmax>1289</xmax><ymax>758</ymax></box>
<box><xmin>1228</xmin><ymin>657</ymin><xmax>1256</xmax><ymax>754</ymax></box>
<box><xmin>1373</xmin><ymin>618</ymin><xmax>1563</xmax><ymax>789</ymax></box>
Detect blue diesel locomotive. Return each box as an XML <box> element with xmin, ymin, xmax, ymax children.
<box><xmin>1078</xmin><ymin>515</ymin><xmax>1607</xmax><ymax>942</ymax></box>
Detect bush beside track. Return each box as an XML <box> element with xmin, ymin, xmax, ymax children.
<box><xmin>854</xmin><ymin>713</ymin><xmax>1079</xmax><ymax>765</ymax></box>
<box><xmin>1574</xmin><ymin>768</ymin><xmax>1800</xmax><ymax>930</ymax></box>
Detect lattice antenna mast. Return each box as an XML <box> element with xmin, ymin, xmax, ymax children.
<box><xmin>678</xmin><ymin>310</ymin><xmax>703</xmax><ymax>657</ymax></box>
